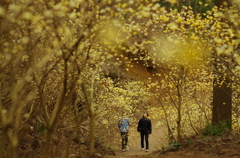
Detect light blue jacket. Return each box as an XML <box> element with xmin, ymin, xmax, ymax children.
<box><xmin>118</xmin><ymin>117</ymin><xmax>130</xmax><ymax>133</ymax></box>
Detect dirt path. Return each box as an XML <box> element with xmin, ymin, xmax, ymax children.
<box><xmin>104</xmin><ymin>119</ymin><xmax>168</xmax><ymax>158</ymax></box>
<box><xmin>103</xmin><ymin>117</ymin><xmax>240</xmax><ymax>158</ymax></box>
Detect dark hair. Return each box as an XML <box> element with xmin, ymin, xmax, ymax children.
<box><xmin>143</xmin><ymin>112</ymin><xmax>149</xmax><ymax>117</ymax></box>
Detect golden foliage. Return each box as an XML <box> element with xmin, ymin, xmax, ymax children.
<box><xmin>1</xmin><ymin>0</ymin><xmax>240</xmax><ymax>157</ymax></box>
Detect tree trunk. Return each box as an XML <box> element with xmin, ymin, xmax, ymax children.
<box><xmin>177</xmin><ymin>0</ymin><xmax>182</xmax><ymax>12</ymax></box>
<box><xmin>212</xmin><ymin>76</ymin><xmax>232</xmax><ymax>128</ymax></box>
<box><xmin>89</xmin><ymin>103</ymin><xmax>95</xmax><ymax>156</ymax></box>
<box><xmin>81</xmin><ymin>69</ymin><xmax>98</xmax><ymax>157</ymax></box>
<box><xmin>158</xmin><ymin>98</ymin><xmax>177</xmax><ymax>144</ymax></box>
<box><xmin>211</xmin><ymin>0</ymin><xmax>233</xmax><ymax>129</ymax></box>
<box><xmin>43</xmin><ymin>60</ymin><xmax>68</xmax><ymax>158</ymax></box>
<box><xmin>166</xmin><ymin>2</ymin><xmax>171</xmax><ymax>13</ymax></box>
<box><xmin>185</xmin><ymin>0</ymin><xmax>190</xmax><ymax>8</ymax></box>
<box><xmin>176</xmin><ymin>84</ymin><xmax>182</xmax><ymax>143</ymax></box>
<box><xmin>193</xmin><ymin>0</ymin><xmax>197</xmax><ymax>17</ymax></box>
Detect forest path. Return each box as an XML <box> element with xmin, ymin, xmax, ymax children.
<box><xmin>104</xmin><ymin>119</ymin><xmax>168</xmax><ymax>158</ymax></box>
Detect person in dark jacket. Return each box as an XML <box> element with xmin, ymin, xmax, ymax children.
<box><xmin>137</xmin><ymin>112</ymin><xmax>152</xmax><ymax>152</ymax></box>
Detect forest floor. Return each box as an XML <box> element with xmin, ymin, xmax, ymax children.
<box><xmin>103</xmin><ymin>122</ymin><xmax>240</xmax><ymax>158</ymax></box>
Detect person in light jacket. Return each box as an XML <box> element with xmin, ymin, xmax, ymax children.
<box><xmin>137</xmin><ymin>112</ymin><xmax>152</xmax><ymax>152</ymax></box>
<box><xmin>118</xmin><ymin>112</ymin><xmax>130</xmax><ymax>152</ymax></box>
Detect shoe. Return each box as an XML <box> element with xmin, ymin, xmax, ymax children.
<box><xmin>122</xmin><ymin>149</ymin><xmax>126</xmax><ymax>152</ymax></box>
<box><xmin>126</xmin><ymin>146</ymin><xmax>129</xmax><ymax>151</ymax></box>
<box><xmin>146</xmin><ymin>149</ymin><xmax>149</xmax><ymax>152</ymax></box>
<box><xmin>141</xmin><ymin>148</ymin><xmax>144</xmax><ymax>151</ymax></box>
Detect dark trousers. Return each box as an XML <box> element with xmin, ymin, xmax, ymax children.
<box><xmin>140</xmin><ymin>132</ymin><xmax>149</xmax><ymax>149</ymax></box>
<box><xmin>121</xmin><ymin>132</ymin><xmax>128</xmax><ymax>149</ymax></box>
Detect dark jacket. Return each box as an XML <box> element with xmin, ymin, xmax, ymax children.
<box><xmin>137</xmin><ymin>117</ymin><xmax>152</xmax><ymax>134</ymax></box>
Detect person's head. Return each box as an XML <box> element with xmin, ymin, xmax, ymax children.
<box><xmin>143</xmin><ymin>112</ymin><xmax>149</xmax><ymax>118</ymax></box>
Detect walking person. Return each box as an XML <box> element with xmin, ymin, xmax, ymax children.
<box><xmin>137</xmin><ymin>112</ymin><xmax>152</xmax><ymax>152</ymax></box>
<box><xmin>118</xmin><ymin>112</ymin><xmax>130</xmax><ymax>152</ymax></box>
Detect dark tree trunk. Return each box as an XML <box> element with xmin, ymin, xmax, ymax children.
<box><xmin>212</xmin><ymin>0</ymin><xmax>233</xmax><ymax>129</ymax></box>
<box><xmin>178</xmin><ymin>0</ymin><xmax>182</xmax><ymax>12</ymax></box>
<box><xmin>193</xmin><ymin>0</ymin><xmax>197</xmax><ymax>17</ymax></box>
<box><xmin>185</xmin><ymin>0</ymin><xmax>190</xmax><ymax>8</ymax></box>
<box><xmin>212</xmin><ymin>76</ymin><xmax>232</xmax><ymax>129</ymax></box>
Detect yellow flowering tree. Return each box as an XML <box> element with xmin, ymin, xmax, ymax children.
<box><xmin>1</xmin><ymin>0</ymin><xmax>240</xmax><ymax>157</ymax></box>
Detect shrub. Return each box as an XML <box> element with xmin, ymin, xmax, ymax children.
<box><xmin>203</xmin><ymin>121</ymin><xmax>230</xmax><ymax>136</ymax></box>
